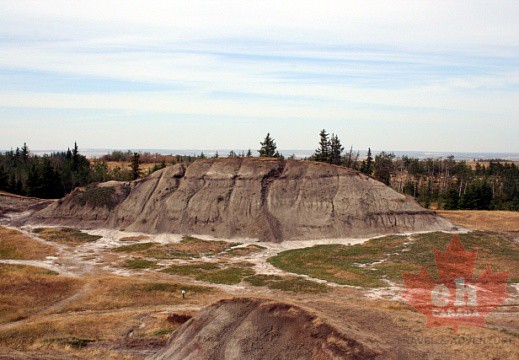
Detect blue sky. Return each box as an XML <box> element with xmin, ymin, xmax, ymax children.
<box><xmin>1</xmin><ymin>1</ymin><xmax>518</xmax><ymax>152</ymax></box>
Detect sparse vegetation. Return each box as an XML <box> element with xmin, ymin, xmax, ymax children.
<box><xmin>122</xmin><ymin>258</ymin><xmax>160</xmax><ymax>269</ymax></box>
<box><xmin>223</xmin><ymin>244</ymin><xmax>266</xmax><ymax>257</ymax></box>
<box><xmin>59</xmin><ymin>276</ymin><xmax>211</xmax><ymax>312</ymax></box>
<box><xmin>268</xmin><ymin>231</ymin><xmax>519</xmax><ymax>287</ymax></box>
<box><xmin>73</xmin><ymin>185</ymin><xmax>122</xmax><ymax>209</ymax></box>
<box><xmin>195</xmin><ymin>267</ymin><xmax>255</xmax><ymax>285</ymax></box>
<box><xmin>162</xmin><ymin>262</ymin><xmax>255</xmax><ymax>285</ymax></box>
<box><xmin>162</xmin><ymin>263</ymin><xmax>220</xmax><ymax>276</ymax></box>
<box><xmin>113</xmin><ymin>236</ymin><xmax>239</xmax><ymax>259</ymax></box>
<box><xmin>267</xmin><ymin>277</ymin><xmax>329</xmax><ymax>293</ymax></box>
<box><xmin>33</xmin><ymin>227</ymin><xmax>102</xmax><ymax>245</ymax></box>
<box><xmin>119</xmin><ymin>235</ymin><xmax>150</xmax><ymax>242</ymax></box>
<box><xmin>113</xmin><ymin>242</ymin><xmax>155</xmax><ymax>252</ymax></box>
<box><xmin>244</xmin><ymin>274</ymin><xmax>283</xmax><ymax>286</ymax></box>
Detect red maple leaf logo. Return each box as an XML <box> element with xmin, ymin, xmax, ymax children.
<box><xmin>402</xmin><ymin>235</ymin><xmax>509</xmax><ymax>333</ymax></box>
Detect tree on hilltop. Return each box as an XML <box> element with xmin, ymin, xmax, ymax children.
<box><xmin>258</xmin><ymin>133</ymin><xmax>282</xmax><ymax>158</ymax></box>
<box><xmin>361</xmin><ymin>148</ymin><xmax>374</xmax><ymax>175</ymax></box>
<box><xmin>313</xmin><ymin>129</ymin><xmax>330</xmax><ymax>163</ymax></box>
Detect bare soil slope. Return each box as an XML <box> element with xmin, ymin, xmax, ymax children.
<box><xmin>28</xmin><ymin>158</ymin><xmax>453</xmax><ymax>241</ymax></box>
<box><xmin>0</xmin><ymin>191</ymin><xmax>52</xmax><ymax>218</ymax></box>
<box><xmin>152</xmin><ymin>297</ymin><xmax>379</xmax><ymax>360</ymax></box>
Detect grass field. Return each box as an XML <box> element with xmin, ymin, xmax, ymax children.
<box><xmin>268</xmin><ymin>231</ymin><xmax>519</xmax><ymax>287</ymax></box>
<box><xmin>0</xmin><ymin>226</ymin><xmax>57</xmax><ymax>260</ymax></box>
<box><xmin>438</xmin><ymin>210</ymin><xmax>519</xmax><ymax>233</ymax></box>
<box><xmin>0</xmin><ymin>264</ymin><xmax>81</xmax><ymax>323</ymax></box>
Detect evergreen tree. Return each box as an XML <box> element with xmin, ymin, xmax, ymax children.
<box><xmin>72</xmin><ymin>142</ymin><xmax>80</xmax><ymax>171</ymax></box>
<box><xmin>21</xmin><ymin>143</ymin><xmax>30</xmax><ymax>163</ymax></box>
<box><xmin>130</xmin><ymin>152</ymin><xmax>141</xmax><ymax>180</ymax></box>
<box><xmin>361</xmin><ymin>148</ymin><xmax>374</xmax><ymax>175</ymax></box>
<box><xmin>313</xmin><ymin>129</ymin><xmax>330</xmax><ymax>162</ymax></box>
<box><xmin>459</xmin><ymin>180</ymin><xmax>493</xmax><ymax>210</ymax></box>
<box><xmin>373</xmin><ymin>151</ymin><xmax>395</xmax><ymax>185</ymax></box>
<box><xmin>228</xmin><ymin>150</ymin><xmax>237</xmax><ymax>157</ymax></box>
<box><xmin>26</xmin><ymin>164</ymin><xmax>42</xmax><ymax>197</ymax></box>
<box><xmin>329</xmin><ymin>134</ymin><xmax>344</xmax><ymax>165</ymax></box>
<box><xmin>258</xmin><ymin>133</ymin><xmax>281</xmax><ymax>158</ymax></box>
<box><xmin>246</xmin><ymin>149</ymin><xmax>253</xmax><ymax>157</ymax></box>
<box><xmin>40</xmin><ymin>157</ymin><xmax>61</xmax><ymax>198</ymax></box>
<box><xmin>443</xmin><ymin>186</ymin><xmax>460</xmax><ymax>210</ymax></box>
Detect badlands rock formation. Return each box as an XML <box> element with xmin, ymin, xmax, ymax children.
<box><xmin>152</xmin><ymin>298</ymin><xmax>379</xmax><ymax>360</ymax></box>
<box><xmin>29</xmin><ymin>158</ymin><xmax>453</xmax><ymax>241</ymax></box>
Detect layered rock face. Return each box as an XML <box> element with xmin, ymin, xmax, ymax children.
<box><xmin>29</xmin><ymin>158</ymin><xmax>453</xmax><ymax>241</ymax></box>
<box><xmin>152</xmin><ymin>298</ymin><xmax>379</xmax><ymax>360</ymax></box>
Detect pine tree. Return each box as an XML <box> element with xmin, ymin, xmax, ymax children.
<box><xmin>72</xmin><ymin>142</ymin><xmax>80</xmax><ymax>171</ymax></box>
<box><xmin>21</xmin><ymin>143</ymin><xmax>30</xmax><ymax>163</ymax></box>
<box><xmin>229</xmin><ymin>150</ymin><xmax>237</xmax><ymax>157</ymax></box>
<box><xmin>246</xmin><ymin>149</ymin><xmax>253</xmax><ymax>157</ymax></box>
<box><xmin>329</xmin><ymin>134</ymin><xmax>344</xmax><ymax>165</ymax></box>
<box><xmin>26</xmin><ymin>164</ymin><xmax>42</xmax><ymax>197</ymax></box>
<box><xmin>373</xmin><ymin>151</ymin><xmax>394</xmax><ymax>185</ymax></box>
<box><xmin>313</xmin><ymin>129</ymin><xmax>330</xmax><ymax>163</ymax></box>
<box><xmin>258</xmin><ymin>133</ymin><xmax>281</xmax><ymax>158</ymax></box>
<box><xmin>130</xmin><ymin>152</ymin><xmax>141</xmax><ymax>180</ymax></box>
<box><xmin>361</xmin><ymin>148</ymin><xmax>374</xmax><ymax>175</ymax></box>
<box><xmin>40</xmin><ymin>157</ymin><xmax>61</xmax><ymax>198</ymax></box>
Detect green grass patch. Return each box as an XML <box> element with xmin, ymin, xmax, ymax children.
<box><xmin>113</xmin><ymin>242</ymin><xmax>155</xmax><ymax>253</ymax></box>
<box><xmin>33</xmin><ymin>227</ymin><xmax>102</xmax><ymax>245</ymax></box>
<box><xmin>123</xmin><ymin>259</ymin><xmax>159</xmax><ymax>269</ymax></box>
<box><xmin>244</xmin><ymin>274</ymin><xmax>283</xmax><ymax>286</ymax></box>
<box><xmin>267</xmin><ymin>277</ymin><xmax>329</xmax><ymax>293</ymax></box>
<box><xmin>267</xmin><ymin>231</ymin><xmax>519</xmax><ymax>287</ymax></box>
<box><xmin>162</xmin><ymin>263</ymin><xmax>220</xmax><ymax>276</ymax></box>
<box><xmin>195</xmin><ymin>267</ymin><xmax>255</xmax><ymax>285</ymax></box>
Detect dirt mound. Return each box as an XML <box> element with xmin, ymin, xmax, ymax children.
<box><xmin>151</xmin><ymin>298</ymin><xmax>379</xmax><ymax>360</ymax></box>
<box><xmin>28</xmin><ymin>158</ymin><xmax>453</xmax><ymax>241</ymax></box>
<box><xmin>0</xmin><ymin>191</ymin><xmax>52</xmax><ymax>218</ymax></box>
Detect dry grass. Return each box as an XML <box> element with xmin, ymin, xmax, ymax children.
<box><xmin>0</xmin><ymin>264</ymin><xmax>81</xmax><ymax>323</ymax></box>
<box><xmin>119</xmin><ymin>235</ymin><xmax>150</xmax><ymax>242</ymax></box>
<box><xmin>0</xmin><ymin>226</ymin><xmax>57</xmax><ymax>260</ymax></box>
<box><xmin>221</xmin><ymin>244</ymin><xmax>266</xmax><ymax>257</ymax></box>
<box><xmin>33</xmin><ymin>227</ymin><xmax>102</xmax><ymax>245</ymax></box>
<box><xmin>438</xmin><ymin>210</ymin><xmax>519</xmax><ymax>233</ymax></box>
<box><xmin>59</xmin><ymin>276</ymin><xmax>212</xmax><ymax>312</ymax></box>
<box><xmin>0</xmin><ymin>311</ymin><xmax>138</xmax><ymax>349</ymax></box>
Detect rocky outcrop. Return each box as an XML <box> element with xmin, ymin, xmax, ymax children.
<box><xmin>151</xmin><ymin>298</ymin><xmax>380</xmax><ymax>360</ymax></box>
<box><xmin>28</xmin><ymin>158</ymin><xmax>453</xmax><ymax>241</ymax></box>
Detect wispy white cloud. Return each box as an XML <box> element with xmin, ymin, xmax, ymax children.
<box><xmin>0</xmin><ymin>0</ymin><xmax>518</xmax><ymax>151</ymax></box>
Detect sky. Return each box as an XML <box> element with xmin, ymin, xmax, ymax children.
<box><xmin>1</xmin><ymin>1</ymin><xmax>518</xmax><ymax>153</ymax></box>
